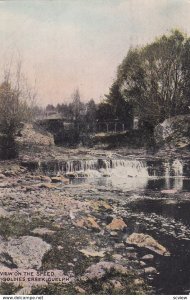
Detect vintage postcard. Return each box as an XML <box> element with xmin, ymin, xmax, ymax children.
<box><xmin>0</xmin><ymin>0</ymin><xmax>189</xmax><ymax>297</ymax></box>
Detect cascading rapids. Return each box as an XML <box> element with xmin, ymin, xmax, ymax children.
<box><xmin>64</xmin><ymin>159</ymin><xmax>149</xmax><ymax>178</ymax></box>
<box><xmin>40</xmin><ymin>158</ymin><xmax>184</xmax><ymax>179</ymax></box>
<box><xmin>39</xmin><ymin>157</ymin><xmax>185</xmax><ymax>191</ymax></box>
<box><xmin>64</xmin><ymin>158</ymin><xmax>149</xmax><ymax>191</ymax></box>
<box><xmin>100</xmin><ymin>159</ymin><xmax>149</xmax><ymax>191</ymax></box>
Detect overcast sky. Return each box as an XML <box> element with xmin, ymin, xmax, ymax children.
<box><xmin>0</xmin><ymin>0</ymin><xmax>190</xmax><ymax>106</ymax></box>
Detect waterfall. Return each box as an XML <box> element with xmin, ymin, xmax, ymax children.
<box><xmin>40</xmin><ymin>158</ymin><xmax>149</xmax><ymax>179</ymax></box>
<box><xmin>109</xmin><ymin>159</ymin><xmax>148</xmax><ymax>178</ymax></box>
<box><xmin>39</xmin><ymin>158</ymin><xmax>184</xmax><ymax>180</ymax></box>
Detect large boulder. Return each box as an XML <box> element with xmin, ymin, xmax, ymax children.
<box><xmin>81</xmin><ymin>261</ymin><xmax>128</xmax><ymax>281</ymax></box>
<box><xmin>154</xmin><ymin>115</ymin><xmax>190</xmax><ymax>148</ymax></box>
<box><xmin>0</xmin><ymin>236</ymin><xmax>51</xmax><ymax>269</ymax></box>
<box><xmin>126</xmin><ymin>233</ymin><xmax>169</xmax><ymax>256</ymax></box>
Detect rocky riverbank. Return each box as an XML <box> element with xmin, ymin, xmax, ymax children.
<box><xmin>0</xmin><ymin>161</ymin><xmax>172</xmax><ymax>295</ymax></box>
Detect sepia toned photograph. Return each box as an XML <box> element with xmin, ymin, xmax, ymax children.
<box><xmin>0</xmin><ymin>0</ymin><xmax>189</xmax><ymax>297</ymax></box>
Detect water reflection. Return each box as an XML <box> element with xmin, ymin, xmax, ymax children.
<box><xmin>86</xmin><ymin>175</ymin><xmax>190</xmax><ymax>192</ymax></box>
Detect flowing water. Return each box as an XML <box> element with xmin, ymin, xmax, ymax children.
<box><xmin>38</xmin><ymin>156</ymin><xmax>190</xmax><ymax>294</ymax></box>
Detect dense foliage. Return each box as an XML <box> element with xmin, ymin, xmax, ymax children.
<box><xmin>0</xmin><ymin>80</ymin><xmax>32</xmax><ymax>158</ymax></box>
<box><xmin>115</xmin><ymin>30</ymin><xmax>190</xmax><ymax>128</ymax></box>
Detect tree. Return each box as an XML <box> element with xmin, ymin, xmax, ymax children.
<box><xmin>46</xmin><ymin>104</ymin><xmax>55</xmax><ymax>112</ymax></box>
<box><xmin>85</xmin><ymin>99</ymin><xmax>97</xmax><ymax>132</ymax></box>
<box><xmin>117</xmin><ymin>30</ymin><xmax>190</xmax><ymax>128</ymax></box>
<box><xmin>0</xmin><ymin>63</ymin><xmax>33</xmax><ymax>159</ymax></box>
<box><xmin>104</xmin><ymin>80</ymin><xmax>133</xmax><ymax>128</ymax></box>
<box><xmin>96</xmin><ymin>102</ymin><xmax>115</xmax><ymax>122</ymax></box>
<box><xmin>71</xmin><ymin>89</ymin><xmax>81</xmax><ymax>121</ymax></box>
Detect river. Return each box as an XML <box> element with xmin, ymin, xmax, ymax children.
<box><xmin>26</xmin><ymin>156</ymin><xmax>190</xmax><ymax>294</ymax></box>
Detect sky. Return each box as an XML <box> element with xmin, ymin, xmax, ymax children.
<box><xmin>0</xmin><ymin>0</ymin><xmax>190</xmax><ymax>106</ymax></box>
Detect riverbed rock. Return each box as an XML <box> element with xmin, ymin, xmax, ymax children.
<box><xmin>112</xmin><ymin>254</ymin><xmax>123</xmax><ymax>261</ymax></box>
<box><xmin>106</xmin><ymin>218</ymin><xmax>127</xmax><ymax>231</ymax></box>
<box><xmin>31</xmin><ymin>228</ymin><xmax>55</xmax><ymax>236</ymax></box>
<box><xmin>126</xmin><ymin>233</ymin><xmax>169</xmax><ymax>256</ymax></box>
<box><xmin>75</xmin><ymin>286</ymin><xmax>86</xmax><ymax>294</ymax></box>
<box><xmin>109</xmin><ymin>279</ymin><xmax>123</xmax><ymax>290</ymax></box>
<box><xmin>0</xmin><ymin>173</ymin><xmax>6</xmax><ymax>179</ymax></box>
<box><xmin>141</xmin><ymin>254</ymin><xmax>154</xmax><ymax>261</ymax></box>
<box><xmin>73</xmin><ymin>216</ymin><xmax>100</xmax><ymax>231</ymax></box>
<box><xmin>102</xmin><ymin>279</ymin><xmax>123</xmax><ymax>292</ymax></box>
<box><xmin>81</xmin><ymin>261</ymin><xmax>128</xmax><ymax>281</ymax></box>
<box><xmin>2</xmin><ymin>236</ymin><xmax>51</xmax><ymax>269</ymax></box>
<box><xmin>28</xmin><ymin>175</ymin><xmax>51</xmax><ymax>182</ymax></box>
<box><xmin>0</xmin><ymin>207</ymin><xmax>9</xmax><ymax>217</ymax></box>
<box><xmin>161</xmin><ymin>189</ymin><xmax>178</xmax><ymax>194</ymax></box>
<box><xmin>51</xmin><ymin>176</ymin><xmax>69</xmax><ymax>184</ymax></box>
<box><xmin>0</xmin><ymin>182</ymin><xmax>10</xmax><ymax>188</ymax></box>
<box><xmin>144</xmin><ymin>267</ymin><xmax>157</xmax><ymax>274</ymax></box>
<box><xmin>133</xmin><ymin>279</ymin><xmax>144</xmax><ymax>286</ymax></box>
<box><xmin>40</xmin><ymin>176</ymin><xmax>51</xmax><ymax>182</ymax></box>
<box><xmin>3</xmin><ymin>170</ymin><xmax>16</xmax><ymax>177</ymax></box>
<box><xmin>140</xmin><ymin>261</ymin><xmax>146</xmax><ymax>267</ymax></box>
<box><xmin>79</xmin><ymin>248</ymin><xmax>105</xmax><ymax>258</ymax></box>
<box><xmin>38</xmin><ymin>183</ymin><xmax>56</xmax><ymax>189</ymax></box>
<box><xmin>90</xmin><ymin>200</ymin><xmax>112</xmax><ymax>211</ymax></box>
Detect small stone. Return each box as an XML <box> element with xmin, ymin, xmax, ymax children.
<box><xmin>181</xmin><ymin>237</ymin><xmax>190</xmax><ymax>241</ymax></box>
<box><xmin>86</xmin><ymin>217</ymin><xmax>101</xmax><ymax>230</ymax></box>
<box><xmin>102</xmin><ymin>280</ymin><xmax>123</xmax><ymax>292</ymax></box>
<box><xmin>57</xmin><ymin>245</ymin><xmax>63</xmax><ymax>250</ymax></box>
<box><xmin>40</xmin><ymin>176</ymin><xmax>51</xmax><ymax>182</ymax></box>
<box><xmin>79</xmin><ymin>248</ymin><xmax>105</xmax><ymax>258</ymax></box>
<box><xmin>81</xmin><ymin>261</ymin><xmax>128</xmax><ymax>281</ymax></box>
<box><xmin>28</xmin><ymin>175</ymin><xmax>51</xmax><ymax>182</ymax></box>
<box><xmin>0</xmin><ymin>173</ymin><xmax>6</xmax><ymax>179</ymax></box>
<box><xmin>126</xmin><ymin>247</ymin><xmax>135</xmax><ymax>251</ymax></box>
<box><xmin>106</xmin><ymin>218</ymin><xmax>127</xmax><ymax>231</ymax></box>
<box><xmin>92</xmin><ymin>201</ymin><xmax>112</xmax><ymax>211</ymax></box>
<box><xmin>102</xmin><ymin>282</ymin><xmax>112</xmax><ymax>291</ymax></box>
<box><xmin>51</xmin><ymin>176</ymin><xmax>69</xmax><ymax>184</ymax></box>
<box><xmin>75</xmin><ymin>286</ymin><xmax>86</xmax><ymax>294</ymax></box>
<box><xmin>141</xmin><ymin>254</ymin><xmax>154</xmax><ymax>261</ymax></box>
<box><xmin>110</xmin><ymin>279</ymin><xmax>123</xmax><ymax>290</ymax></box>
<box><xmin>3</xmin><ymin>170</ymin><xmax>15</xmax><ymax>177</ymax></box>
<box><xmin>31</xmin><ymin>228</ymin><xmax>55</xmax><ymax>236</ymax></box>
<box><xmin>73</xmin><ymin>216</ymin><xmax>100</xmax><ymax>231</ymax></box>
<box><xmin>0</xmin><ymin>207</ymin><xmax>9</xmax><ymax>217</ymax></box>
<box><xmin>144</xmin><ymin>267</ymin><xmax>157</xmax><ymax>274</ymax></box>
<box><xmin>112</xmin><ymin>254</ymin><xmax>123</xmax><ymax>260</ymax></box>
<box><xmin>126</xmin><ymin>252</ymin><xmax>137</xmax><ymax>260</ymax></box>
<box><xmin>68</xmin><ymin>263</ymin><xmax>74</xmax><ymax>267</ymax></box>
<box><xmin>134</xmin><ymin>279</ymin><xmax>144</xmax><ymax>286</ymax></box>
<box><xmin>114</xmin><ymin>243</ymin><xmax>124</xmax><ymax>249</ymax></box>
<box><xmin>161</xmin><ymin>189</ymin><xmax>178</xmax><ymax>194</ymax></box>
<box><xmin>110</xmin><ymin>231</ymin><xmax>118</xmax><ymax>236</ymax></box>
<box><xmin>140</xmin><ymin>261</ymin><xmax>146</xmax><ymax>267</ymax></box>
<box><xmin>39</xmin><ymin>183</ymin><xmax>56</xmax><ymax>189</ymax></box>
